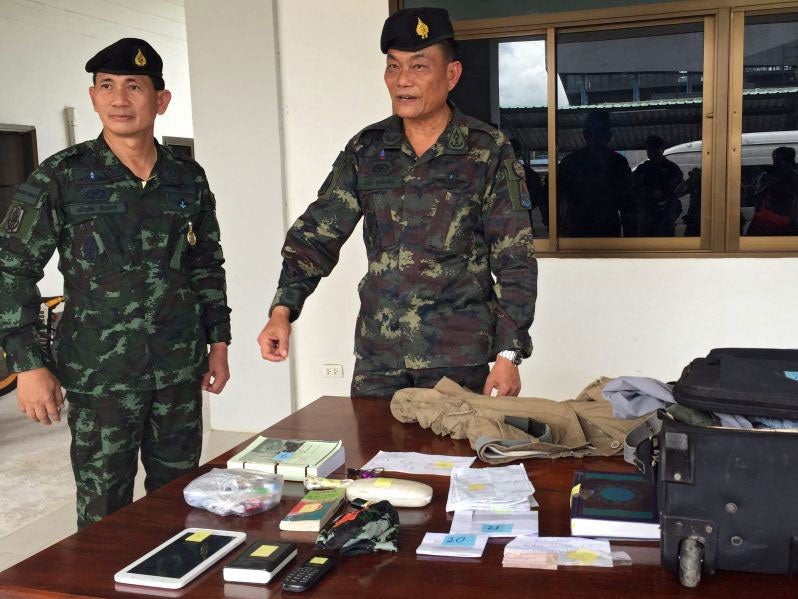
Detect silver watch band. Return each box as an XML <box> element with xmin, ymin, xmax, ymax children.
<box><xmin>497</xmin><ymin>349</ymin><xmax>522</xmax><ymax>365</ymax></box>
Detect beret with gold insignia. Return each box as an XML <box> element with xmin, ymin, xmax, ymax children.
<box><xmin>380</xmin><ymin>7</ymin><xmax>454</xmax><ymax>54</ymax></box>
<box><xmin>85</xmin><ymin>38</ymin><xmax>164</xmax><ymax>90</ymax></box>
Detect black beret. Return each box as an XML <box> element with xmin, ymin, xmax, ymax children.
<box><xmin>380</xmin><ymin>8</ymin><xmax>454</xmax><ymax>54</ymax></box>
<box><xmin>85</xmin><ymin>38</ymin><xmax>164</xmax><ymax>89</ymax></box>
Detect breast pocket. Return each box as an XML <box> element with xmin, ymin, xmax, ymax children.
<box><xmin>358</xmin><ymin>177</ymin><xmax>403</xmax><ymax>252</ymax></box>
<box><xmin>163</xmin><ymin>191</ymin><xmax>200</xmax><ymax>272</ymax></box>
<box><xmin>62</xmin><ymin>215</ymin><xmax>128</xmax><ymax>281</ymax></box>
<box><xmin>424</xmin><ymin>176</ymin><xmax>476</xmax><ymax>253</ymax></box>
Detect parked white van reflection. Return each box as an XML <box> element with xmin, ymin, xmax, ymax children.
<box><xmin>665</xmin><ymin>130</ymin><xmax>798</xmax><ymax>233</ymax></box>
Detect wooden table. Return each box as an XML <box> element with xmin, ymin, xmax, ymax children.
<box><xmin>1</xmin><ymin>396</ymin><xmax>795</xmax><ymax>598</ymax></box>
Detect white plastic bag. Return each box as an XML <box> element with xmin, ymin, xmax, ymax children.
<box><xmin>183</xmin><ymin>468</ymin><xmax>283</xmax><ymax>516</ymax></box>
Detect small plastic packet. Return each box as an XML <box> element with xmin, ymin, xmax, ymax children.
<box><xmin>183</xmin><ymin>468</ymin><xmax>283</xmax><ymax>517</ymax></box>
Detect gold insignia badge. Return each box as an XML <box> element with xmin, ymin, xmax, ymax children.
<box><xmin>134</xmin><ymin>49</ymin><xmax>147</xmax><ymax>67</ymax></box>
<box><xmin>186</xmin><ymin>221</ymin><xmax>197</xmax><ymax>247</ymax></box>
<box><xmin>416</xmin><ymin>17</ymin><xmax>429</xmax><ymax>40</ymax></box>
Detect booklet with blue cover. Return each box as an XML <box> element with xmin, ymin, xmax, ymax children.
<box><xmin>570</xmin><ymin>470</ymin><xmax>659</xmax><ymax>540</ymax></box>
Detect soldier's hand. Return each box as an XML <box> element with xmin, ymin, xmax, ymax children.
<box><xmin>16</xmin><ymin>367</ymin><xmax>65</xmax><ymax>426</ymax></box>
<box><xmin>257</xmin><ymin>306</ymin><xmax>291</xmax><ymax>362</ymax></box>
<box><xmin>482</xmin><ymin>357</ymin><xmax>521</xmax><ymax>397</ymax></box>
<box><xmin>202</xmin><ymin>342</ymin><xmax>230</xmax><ymax>394</ymax></box>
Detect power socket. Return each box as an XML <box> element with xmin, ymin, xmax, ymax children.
<box><xmin>322</xmin><ymin>364</ymin><xmax>344</xmax><ymax>378</ymax></box>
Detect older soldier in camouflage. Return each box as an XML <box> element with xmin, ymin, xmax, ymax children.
<box><xmin>0</xmin><ymin>38</ymin><xmax>231</xmax><ymax>528</ymax></box>
<box><xmin>259</xmin><ymin>8</ymin><xmax>536</xmax><ymax>398</ymax></box>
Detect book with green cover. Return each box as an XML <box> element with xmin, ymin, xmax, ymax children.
<box><xmin>226</xmin><ymin>437</ymin><xmax>345</xmax><ymax>482</ymax></box>
<box><xmin>279</xmin><ymin>489</ymin><xmax>346</xmax><ymax>532</ymax></box>
<box><xmin>570</xmin><ymin>470</ymin><xmax>659</xmax><ymax>540</ymax></box>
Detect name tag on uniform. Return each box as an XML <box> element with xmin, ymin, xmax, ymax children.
<box><xmin>357</xmin><ymin>176</ymin><xmax>403</xmax><ymax>190</ymax></box>
<box><xmin>67</xmin><ymin>202</ymin><xmax>127</xmax><ymax>216</ymax></box>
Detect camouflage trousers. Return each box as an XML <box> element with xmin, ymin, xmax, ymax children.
<box><xmin>66</xmin><ymin>381</ymin><xmax>202</xmax><ymax>529</ymax></box>
<box><xmin>351</xmin><ymin>360</ymin><xmax>489</xmax><ymax>399</ymax></box>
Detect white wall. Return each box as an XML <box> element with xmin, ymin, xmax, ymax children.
<box><xmin>1</xmin><ymin>0</ymin><xmax>194</xmax><ymax>295</ymax></box>
<box><xmin>185</xmin><ymin>0</ymin><xmax>292</xmax><ymax>431</ymax></box>
<box><xmin>528</xmin><ymin>258</ymin><xmax>798</xmax><ymax>399</ymax></box>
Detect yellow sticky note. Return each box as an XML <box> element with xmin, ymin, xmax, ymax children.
<box><xmin>567</xmin><ymin>549</ymin><xmax>599</xmax><ymax>564</ymax></box>
<box><xmin>433</xmin><ymin>461</ymin><xmax>454</xmax><ymax>469</ymax></box>
<box><xmin>185</xmin><ymin>530</ymin><xmax>211</xmax><ymax>543</ymax></box>
<box><xmin>467</xmin><ymin>483</ymin><xmax>486</xmax><ymax>492</ymax></box>
<box><xmin>252</xmin><ymin>544</ymin><xmax>278</xmax><ymax>558</ymax></box>
<box><xmin>309</xmin><ymin>557</ymin><xmax>328</xmax><ymax>565</ymax></box>
<box><xmin>570</xmin><ymin>483</ymin><xmax>581</xmax><ymax>507</ymax></box>
<box><xmin>374</xmin><ymin>478</ymin><xmax>393</xmax><ymax>488</ymax></box>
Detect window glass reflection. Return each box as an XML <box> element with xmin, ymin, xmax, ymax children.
<box><xmin>498</xmin><ymin>39</ymin><xmax>550</xmax><ymax>238</ymax></box>
<box><xmin>554</xmin><ymin>24</ymin><xmax>705</xmax><ymax>238</ymax></box>
<box><xmin>741</xmin><ymin>14</ymin><xmax>798</xmax><ymax>237</ymax></box>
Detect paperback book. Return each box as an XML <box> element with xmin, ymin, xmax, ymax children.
<box><xmin>279</xmin><ymin>489</ymin><xmax>346</xmax><ymax>532</ymax></box>
<box><xmin>227</xmin><ymin>436</ymin><xmax>345</xmax><ymax>482</ymax></box>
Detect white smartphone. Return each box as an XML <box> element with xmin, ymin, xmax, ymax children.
<box><xmin>114</xmin><ymin>528</ymin><xmax>246</xmax><ymax>589</ymax></box>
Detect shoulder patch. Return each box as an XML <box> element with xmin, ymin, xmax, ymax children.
<box><xmin>502</xmin><ymin>159</ymin><xmax>532</xmax><ymax>211</ymax></box>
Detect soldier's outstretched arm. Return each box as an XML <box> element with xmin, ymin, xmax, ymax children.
<box><xmin>0</xmin><ymin>169</ymin><xmax>63</xmax><ymax>424</ymax></box>
<box><xmin>261</xmin><ymin>147</ymin><xmax>361</xmax><ymax>359</ymax></box>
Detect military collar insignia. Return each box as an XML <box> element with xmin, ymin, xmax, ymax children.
<box><xmin>134</xmin><ymin>48</ymin><xmax>147</xmax><ymax>67</ymax></box>
<box><xmin>416</xmin><ymin>17</ymin><xmax>429</xmax><ymax>40</ymax></box>
<box><xmin>382</xmin><ymin>130</ymin><xmax>403</xmax><ymax>148</ymax></box>
<box><xmin>446</xmin><ymin>126</ymin><xmax>468</xmax><ymax>153</ymax></box>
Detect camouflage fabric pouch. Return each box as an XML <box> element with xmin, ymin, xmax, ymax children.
<box><xmin>315</xmin><ymin>499</ymin><xmax>399</xmax><ymax>555</ymax></box>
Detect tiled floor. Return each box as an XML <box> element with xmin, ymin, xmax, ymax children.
<box><xmin>0</xmin><ymin>389</ymin><xmax>251</xmax><ymax>573</ymax></box>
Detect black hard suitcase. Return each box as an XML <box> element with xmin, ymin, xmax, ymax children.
<box><xmin>657</xmin><ymin>348</ymin><xmax>798</xmax><ymax>587</ymax></box>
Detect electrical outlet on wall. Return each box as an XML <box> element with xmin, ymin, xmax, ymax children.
<box><xmin>322</xmin><ymin>364</ymin><xmax>344</xmax><ymax>378</ymax></box>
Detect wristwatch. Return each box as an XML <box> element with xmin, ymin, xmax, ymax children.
<box><xmin>497</xmin><ymin>349</ymin><xmax>523</xmax><ymax>366</ymax></box>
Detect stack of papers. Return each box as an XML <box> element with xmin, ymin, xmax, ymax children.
<box><xmin>446</xmin><ymin>465</ymin><xmax>535</xmax><ymax>512</ymax></box>
<box><xmin>360</xmin><ymin>451</ymin><xmax>476</xmax><ymax>476</ymax></box>
<box><xmin>503</xmin><ymin>536</ymin><xmax>613</xmax><ymax>569</ymax></box>
<box><xmin>416</xmin><ymin>533</ymin><xmax>488</xmax><ymax>558</ymax></box>
<box><xmin>450</xmin><ymin>509</ymin><xmax>539</xmax><ymax>538</ymax></box>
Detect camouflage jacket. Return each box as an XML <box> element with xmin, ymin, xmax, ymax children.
<box><xmin>0</xmin><ymin>133</ymin><xmax>231</xmax><ymax>393</ymax></box>
<box><xmin>272</xmin><ymin>105</ymin><xmax>537</xmax><ymax>370</ymax></box>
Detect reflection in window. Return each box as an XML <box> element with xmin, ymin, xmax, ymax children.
<box><xmin>741</xmin><ymin>14</ymin><xmax>798</xmax><ymax>237</ymax></box>
<box><xmin>498</xmin><ymin>39</ymin><xmax>550</xmax><ymax>238</ymax></box>
<box><xmin>551</xmin><ymin>24</ymin><xmax>704</xmax><ymax>238</ymax></box>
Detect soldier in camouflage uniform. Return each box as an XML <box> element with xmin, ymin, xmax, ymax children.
<box><xmin>258</xmin><ymin>8</ymin><xmax>537</xmax><ymax>398</ymax></box>
<box><xmin>0</xmin><ymin>38</ymin><xmax>231</xmax><ymax>528</ymax></box>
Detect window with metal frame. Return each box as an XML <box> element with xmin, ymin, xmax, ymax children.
<box><xmin>393</xmin><ymin>0</ymin><xmax>797</xmax><ymax>257</ymax></box>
